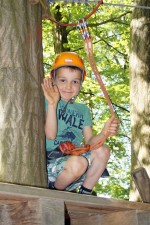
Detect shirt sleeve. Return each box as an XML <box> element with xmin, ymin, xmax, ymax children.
<box><xmin>83</xmin><ymin>105</ymin><xmax>93</xmax><ymax>127</ymax></box>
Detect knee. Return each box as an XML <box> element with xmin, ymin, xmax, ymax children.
<box><xmin>66</xmin><ymin>156</ymin><xmax>88</xmax><ymax>178</ymax></box>
<box><xmin>94</xmin><ymin>144</ymin><xmax>110</xmax><ymax>161</ymax></box>
<box><xmin>102</xmin><ymin>144</ymin><xmax>111</xmax><ymax>158</ymax></box>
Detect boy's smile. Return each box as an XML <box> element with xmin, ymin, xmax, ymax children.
<box><xmin>54</xmin><ymin>67</ymin><xmax>82</xmax><ymax>102</ymax></box>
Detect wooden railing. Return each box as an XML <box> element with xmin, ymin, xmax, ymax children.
<box><xmin>0</xmin><ymin>182</ymin><xmax>150</xmax><ymax>225</ymax></box>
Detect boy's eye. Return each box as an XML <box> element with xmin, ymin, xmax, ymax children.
<box><xmin>60</xmin><ymin>79</ymin><xmax>66</xmax><ymax>83</ymax></box>
<box><xmin>73</xmin><ymin>80</ymin><xmax>80</xmax><ymax>84</ymax></box>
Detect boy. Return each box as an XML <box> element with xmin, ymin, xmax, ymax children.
<box><xmin>41</xmin><ymin>52</ymin><xmax>119</xmax><ymax>195</ymax></box>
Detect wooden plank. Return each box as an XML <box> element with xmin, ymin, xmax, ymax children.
<box><xmin>70</xmin><ymin>214</ymin><xmax>102</xmax><ymax>225</ymax></box>
<box><xmin>131</xmin><ymin>167</ymin><xmax>150</xmax><ymax>203</ymax></box>
<box><xmin>0</xmin><ymin>182</ymin><xmax>150</xmax><ymax>213</ymax></box>
<box><xmin>0</xmin><ymin>198</ymin><xmax>64</xmax><ymax>225</ymax></box>
<box><xmin>0</xmin><ymin>183</ymin><xmax>150</xmax><ymax>225</ymax></box>
<box><xmin>65</xmin><ymin>202</ymin><xmax>132</xmax><ymax>215</ymax></box>
<box><xmin>97</xmin><ymin>211</ymin><xmax>138</xmax><ymax>225</ymax></box>
<box><xmin>69</xmin><ymin>211</ymin><xmax>138</xmax><ymax>225</ymax></box>
<box><xmin>137</xmin><ymin>210</ymin><xmax>150</xmax><ymax>225</ymax></box>
<box><xmin>0</xmin><ymin>199</ymin><xmax>39</xmax><ymax>225</ymax></box>
<box><xmin>39</xmin><ymin>198</ymin><xmax>64</xmax><ymax>225</ymax></box>
<box><xmin>66</xmin><ymin>203</ymin><xmax>150</xmax><ymax>225</ymax></box>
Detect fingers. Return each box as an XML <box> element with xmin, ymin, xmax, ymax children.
<box><xmin>41</xmin><ymin>77</ymin><xmax>60</xmax><ymax>105</ymax></box>
<box><xmin>108</xmin><ymin>118</ymin><xmax>119</xmax><ymax>136</ymax></box>
<box><xmin>103</xmin><ymin>116</ymin><xmax>119</xmax><ymax>137</ymax></box>
<box><xmin>42</xmin><ymin>77</ymin><xmax>53</xmax><ymax>90</ymax></box>
<box><xmin>41</xmin><ymin>82</ymin><xmax>51</xmax><ymax>100</ymax></box>
<box><xmin>41</xmin><ymin>77</ymin><xmax>58</xmax><ymax>94</ymax></box>
<box><xmin>53</xmin><ymin>84</ymin><xmax>59</xmax><ymax>93</ymax></box>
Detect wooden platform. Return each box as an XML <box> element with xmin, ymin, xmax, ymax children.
<box><xmin>0</xmin><ymin>183</ymin><xmax>150</xmax><ymax>225</ymax></box>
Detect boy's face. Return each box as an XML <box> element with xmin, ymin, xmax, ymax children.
<box><xmin>54</xmin><ymin>67</ymin><xmax>82</xmax><ymax>102</ymax></box>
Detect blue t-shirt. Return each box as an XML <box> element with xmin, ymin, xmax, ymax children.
<box><xmin>45</xmin><ymin>99</ymin><xmax>92</xmax><ymax>151</ymax></box>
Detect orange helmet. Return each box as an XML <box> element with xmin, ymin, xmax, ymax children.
<box><xmin>50</xmin><ymin>52</ymin><xmax>86</xmax><ymax>81</ymax></box>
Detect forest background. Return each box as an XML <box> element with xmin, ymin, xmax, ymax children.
<box><xmin>42</xmin><ymin>0</ymin><xmax>132</xmax><ymax>200</ymax></box>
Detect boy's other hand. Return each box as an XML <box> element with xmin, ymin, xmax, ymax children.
<box><xmin>102</xmin><ymin>115</ymin><xmax>119</xmax><ymax>137</ymax></box>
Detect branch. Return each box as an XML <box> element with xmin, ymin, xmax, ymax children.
<box><xmin>87</xmin><ymin>11</ymin><xmax>132</xmax><ymax>28</ymax></box>
<box><xmin>112</xmin><ymin>103</ymin><xmax>130</xmax><ymax>113</ymax></box>
<box><xmin>95</xmin><ymin>38</ymin><xmax>128</xmax><ymax>58</ymax></box>
<box><xmin>73</xmin><ymin>36</ymin><xmax>128</xmax><ymax>58</ymax></box>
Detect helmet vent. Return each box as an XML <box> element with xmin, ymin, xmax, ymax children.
<box><xmin>65</xmin><ymin>59</ymin><xmax>73</xmax><ymax>62</ymax></box>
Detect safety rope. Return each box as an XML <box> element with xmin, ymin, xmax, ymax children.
<box><xmin>48</xmin><ymin>0</ymin><xmax>103</xmax><ymax>26</ymax></box>
<box><xmin>78</xmin><ymin>19</ymin><xmax>115</xmax><ymax>117</ymax></box>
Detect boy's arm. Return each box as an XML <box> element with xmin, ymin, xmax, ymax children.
<box><xmin>83</xmin><ymin>117</ymin><xmax>119</xmax><ymax>145</ymax></box>
<box><xmin>41</xmin><ymin>78</ymin><xmax>60</xmax><ymax>140</ymax></box>
<box><xmin>45</xmin><ymin>104</ymin><xmax>58</xmax><ymax>140</ymax></box>
<box><xmin>83</xmin><ymin>126</ymin><xmax>107</xmax><ymax>145</ymax></box>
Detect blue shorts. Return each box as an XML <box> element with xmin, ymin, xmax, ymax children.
<box><xmin>47</xmin><ymin>150</ymin><xmax>109</xmax><ymax>191</ymax></box>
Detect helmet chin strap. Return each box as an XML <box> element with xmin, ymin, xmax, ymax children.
<box><xmin>61</xmin><ymin>95</ymin><xmax>77</xmax><ymax>114</ymax></box>
<box><xmin>68</xmin><ymin>95</ymin><xmax>77</xmax><ymax>104</ymax></box>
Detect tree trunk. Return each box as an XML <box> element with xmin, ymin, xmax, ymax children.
<box><xmin>129</xmin><ymin>0</ymin><xmax>150</xmax><ymax>201</ymax></box>
<box><xmin>51</xmin><ymin>4</ymin><xmax>70</xmax><ymax>53</ymax></box>
<box><xmin>0</xmin><ymin>0</ymin><xmax>47</xmax><ymax>187</ymax></box>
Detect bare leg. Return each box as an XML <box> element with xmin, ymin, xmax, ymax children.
<box><xmin>82</xmin><ymin>144</ymin><xmax>110</xmax><ymax>189</ymax></box>
<box><xmin>54</xmin><ymin>155</ymin><xmax>88</xmax><ymax>190</ymax></box>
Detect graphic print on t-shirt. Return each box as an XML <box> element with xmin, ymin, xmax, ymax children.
<box><xmin>58</xmin><ymin>127</ymin><xmax>76</xmax><ymax>142</ymax></box>
<box><xmin>52</xmin><ymin>107</ymin><xmax>85</xmax><ymax>147</ymax></box>
<box><xmin>58</xmin><ymin>108</ymin><xmax>84</xmax><ymax>130</ymax></box>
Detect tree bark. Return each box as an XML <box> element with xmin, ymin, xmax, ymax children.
<box><xmin>51</xmin><ymin>4</ymin><xmax>70</xmax><ymax>54</ymax></box>
<box><xmin>0</xmin><ymin>0</ymin><xmax>47</xmax><ymax>187</ymax></box>
<box><xmin>129</xmin><ymin>0</ymin><xmax>150</xmax><ymax>201</ymax></box>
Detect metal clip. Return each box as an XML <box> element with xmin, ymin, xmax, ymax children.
<box><xmin>77</xmin><ymin>20</ymin><xmax>86</xmax><ymax>40</ymax></box>
<box><xmin>82</xmin><ymin>19</ymin><xmax>90</xmax><ymax>39</ymax></box>
<box><xmin>77</xmin><ymin>19</ymin><xmax>90</xmax><ymax>40</ymax></box>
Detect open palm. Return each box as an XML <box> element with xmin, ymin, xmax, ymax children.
<box><xmin>41</xmin><ymin>78</ymin><xmax>60</xmax><ymax>105</ymax></box>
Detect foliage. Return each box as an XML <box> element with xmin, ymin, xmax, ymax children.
<box><xmin>42</xmin><ymin>0</ymin><xmax>132</xmax><ymax>200</ymax></box>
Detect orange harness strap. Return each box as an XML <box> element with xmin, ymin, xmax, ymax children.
<box><xmin>85</xmin><ymin>38</ymin><xmax>115</xmax><ymax>116</ymax></box>
<box><xmin>59</xmin><ymin>130</ymin><xmax>111</xmax><ymax>156</ymax></box>
<box><xmin>78</xmin><ymin>20</ymin><xmax>115</xmax><ymax>117</ymax></box>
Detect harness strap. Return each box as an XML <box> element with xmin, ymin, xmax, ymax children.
<box><xmin>78</xmin><ymin>20</ymin><xmax>116</xmax><ymax>117</ymax></box>
<box><xmin>85</xmin><ymin>38</ymin><xmax>115</xmax><ymax>116</ymax></box>
<box><xmin>59</xmin><ymin>117</ymin><xmax>114</xmax><ymax>156</ymax></box>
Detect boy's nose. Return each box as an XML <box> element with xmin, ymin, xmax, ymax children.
<box><xmin>66</xmin><ymin>82</ymin><xmax>72</xmax><ymax>89</ymax></box>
